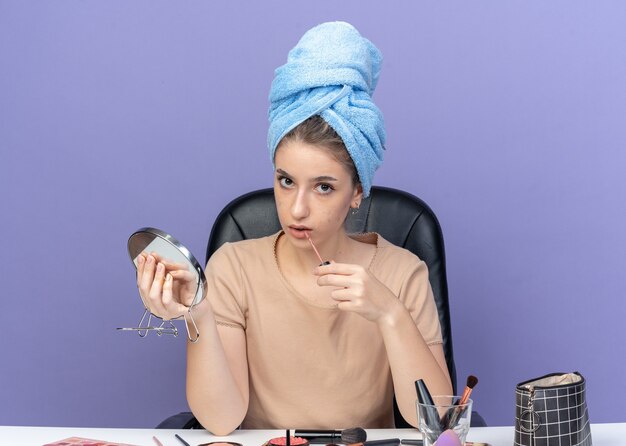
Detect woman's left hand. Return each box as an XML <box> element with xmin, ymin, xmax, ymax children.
<box><xmin>313</xmin><ymin>262</ymin><xmax>401</xmax><ymax>324</ymax></box>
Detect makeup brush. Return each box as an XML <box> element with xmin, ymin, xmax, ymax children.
<box><xmin>415</xmin><ymin>379</ymin><xmax>441</xmax><ymax>435</ymax></box>
<box><xmin>295</xmin><ymin>428</ymin><xmax>367</xmax><ymax>444</ymax></box>
<box><xmin>414</xmin><ymin>379</ymin><xmax>435</xmax><ymax>406</ymax></box>
<box><xmin>459</xmin><ymin>375</ymin><xmax>478</xmax><ymax>405</ymax></box>
<box><xmin>443</xmin><ymin>375</ymin><xmax>478</xmax><ymax>430</ymax></box>
<box><xmin>304</xmin><ymin>232</ymin><xmax>330</xmax><ymax>266</ymax></box>
<box><xmin>348</xmin><ymin>439</ymin><xmax>400</xmax><ymax>446</ymax></box>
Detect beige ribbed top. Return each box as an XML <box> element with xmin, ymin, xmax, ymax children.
<box><xmin>205</xmin><ymin>232</ymin><xmax>442</xmax><ymax>429</ymax></box>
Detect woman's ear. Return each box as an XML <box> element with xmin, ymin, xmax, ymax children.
<box><xmin>351</xmin><ymin>183</ymin><xmax>363</xmax><ymax>208</ymax></box>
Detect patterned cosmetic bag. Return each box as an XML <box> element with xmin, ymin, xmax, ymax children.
<box><xmin>514</xmin><ymin>372</ymin><xmax>592</xmax><ymax>446</ymax></box>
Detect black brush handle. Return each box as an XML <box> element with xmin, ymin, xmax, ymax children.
<box><xmin>174</xmin><ymin>434</ymin><xmax>191</xmax><ymax>446</ymax></box>
<box><xmin>364</xmin><ymin>439</ymin><xmax>400</xmax><ymax>446</ymax></box>
<box><xmin>414</xmin><ymin>379</ymin><xmax>434</xmax><ymax>405</ymax></box>
<box><xmin>294</xmin><ymin>430</ymin><xmax>340</xmax><ymax>443</ymax></box>
<box><xmin>444</xmin><ymin>404</ymin><xmax>469</xmax><ymax>431</ymax></box>
<box><xmin>415</xmin><ymin>379</ymin><xmax>442</xmax><ymax>436</ymax></box>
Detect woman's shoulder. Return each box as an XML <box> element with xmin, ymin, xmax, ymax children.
<box><xmin>352</xmin><ymin>232</ymin><xmax>428</xmax><ymax>284</ymax></box>
<box><xmin>208</xmin><ymin>232</ymin><xmax>279</xmax><ymax>265</ymax></box>
<box><xmin>351</xmin><ymin>232</ymin><xmax>424</xmax><ymax>264</ymax></box>
<box><xmin>359</xmin><ymin>234</ymin><xmax>431</xmax><ymax>301</ymax></box>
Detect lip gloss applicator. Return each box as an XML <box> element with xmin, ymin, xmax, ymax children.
<box><xmin>304</xmin><ymin>232</ymin><xmax>330</xmax><ymax>266</ymax></box>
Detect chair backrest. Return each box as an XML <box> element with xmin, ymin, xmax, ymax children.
<box><xmin>206</xmin><ymin>186</ymin><xmax>457</xmax><ymax>426</ymax></box>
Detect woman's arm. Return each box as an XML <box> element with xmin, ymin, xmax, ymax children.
<box><xmin>377</xmin><ymin>301</ymin><xmax>452</xmax><ymax>427</ymax></box>
<box><xmin>137</xmin><ymin>252</ymin><xmax>249</xmax><ymax>435</ymax></box>
<box><xmin>185</xmin><ymin>301</ymin><xmax>249</xmax><ymax>435</ymax></box>
<box><xmin>314</xmin><ymin>261</ymin><xmax>452</xmax><ymax>427</ymax></box>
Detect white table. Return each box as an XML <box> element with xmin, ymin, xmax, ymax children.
<box><xmin>0</xmin><ymin>424</ymin><xmax>624</xmax><ymax>446</ymax></box>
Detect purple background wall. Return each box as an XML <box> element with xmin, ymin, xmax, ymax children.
<box><xmin>1</xmin><ymin>0</ymin><xmax>625</xmax><ymax>428</ymax></box>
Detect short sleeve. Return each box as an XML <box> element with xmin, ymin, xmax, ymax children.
<box><xmin>398</xmin><ymin>259</ymin><xmax>443</xmax><ymax>346</ymax></box>
<box><xmin>205</xmin><ymin>243</ymin><xmax>247</xmax><ymax>330</ymax></box>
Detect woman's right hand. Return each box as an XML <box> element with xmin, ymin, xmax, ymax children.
<box><xmin>136</xmin><ymin>252</ymin><xmax>197</xmax><ymax>320</ymax></box>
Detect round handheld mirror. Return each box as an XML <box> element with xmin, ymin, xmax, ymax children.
<box><xmin>119</xmin><ymin>227</ymin><xmax>206</xmax><ymax>342</ymax></box>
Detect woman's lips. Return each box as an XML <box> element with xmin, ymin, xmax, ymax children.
<box><xmin>288</xmin><ymin>226</ymin><xmax>311</xmax><ymax>239</ymax></box>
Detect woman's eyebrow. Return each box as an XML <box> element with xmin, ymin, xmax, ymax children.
<box><xmin>313</xmin><ymin>175</ymin><xmax>338</xmax><ymax>182</ymax></box>
<box><xmin>276</xmin><ymin>168</ymin><xmax>292</xmax><ymax>178</ymax></box>
<box><xmin>276</xmin><ymin>169</ymin><xmax>337</xmax><ymax>183</ymax></box>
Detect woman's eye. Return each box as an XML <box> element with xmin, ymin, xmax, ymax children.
<box><xmin>278</xmin><ymin>177</ymin><xmax>293</xmax><ymax>188</ymax></box>
<box><xmin>316</xmin><ymin>183</ymin><xmax>333</xmax><ymax>194</ymax></box>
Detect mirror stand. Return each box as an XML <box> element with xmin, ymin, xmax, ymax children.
<box><xmin>136</xmin><ymin>309</ymin><xmax>179</xmax><ymax>337</ymax></box>
<box><xmin>120</xmin><ymin>304</ymin><xmax>201</xmax><ymax>342</ymax></box>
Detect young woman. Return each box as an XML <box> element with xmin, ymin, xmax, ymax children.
<box><xmin>136</xmin><ymin>22</ymin><xmax>452</xmax><ymax>435</ymax></box>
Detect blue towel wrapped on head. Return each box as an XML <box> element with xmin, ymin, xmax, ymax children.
<box><xmin>268</xmin><ymin>21</ymin><xmax>386</xmax><ymax>197</ymax></box>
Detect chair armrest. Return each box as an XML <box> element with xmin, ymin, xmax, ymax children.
<box><xmin>156</xmin><ymin>412</ymin><xmax>204</xmax><ymax>429</ymax></box>
<box><xmin>471</xmin><ymin>410</ymin><xmax>487</xmax><ymax>427</ymax></box>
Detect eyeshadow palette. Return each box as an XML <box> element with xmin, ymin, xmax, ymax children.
<box><xmin>44</xmin><ymin>437</ymin><xmax>139</xmax><ymax>446</ymax></box>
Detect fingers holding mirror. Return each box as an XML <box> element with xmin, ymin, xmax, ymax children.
<box><xmin>122</xmin><ymin>227</ymin><xmax>207</xmax><ymax>342</ymax></box>
<box><xmin>162</xmin><ymin>272</ymin><xmax>191</xmax><ymax>318</ymax></box>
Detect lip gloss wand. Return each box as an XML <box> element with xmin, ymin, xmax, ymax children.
<box><xmin>305</xmin><ymin>231</ymin><xmax>330</xmax><ymax>266</ymax></box>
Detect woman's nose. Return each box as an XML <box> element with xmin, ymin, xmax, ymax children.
<box><xmin>291</xmin><ymin>189</ymin><xmax>310</xmax><ymax>219</ymax></box>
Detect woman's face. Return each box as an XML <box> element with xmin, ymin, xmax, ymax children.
<box><xmin>274</xmin><ymin>140</ymin><xmax>362</xmax><ymax>248</ymax></box>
